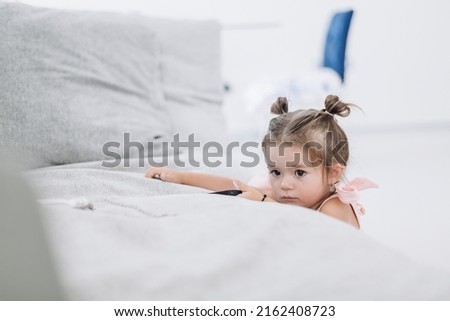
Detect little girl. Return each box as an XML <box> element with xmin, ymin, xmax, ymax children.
<box><xmin>145</xmin><ymin>95</ymin><xmax>377</xmax><ymax>229</ymax></box>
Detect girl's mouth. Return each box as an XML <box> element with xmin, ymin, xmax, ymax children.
<box><xmin>280</xmin><ymin>196</ymin><xmax>298</xmax><ymax>202</ymax></box>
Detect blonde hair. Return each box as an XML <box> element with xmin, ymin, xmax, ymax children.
<box><xmin>262</xmin><ymin>95</ymin><xmax>355</xmax><ymax>175</ymax></box>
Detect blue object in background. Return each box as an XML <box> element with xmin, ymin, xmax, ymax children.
<box><xmin>322</xmin><ymin>10</ymin><xmax>354</xmax><ymax>82</ymax></box>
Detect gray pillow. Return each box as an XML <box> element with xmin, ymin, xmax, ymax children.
<box><xmin>0</xmin><ymin>3</ymin><xmax>171</xmax><ymax>169</ymax></box>
<box><xmin>146</xmin><ymin>17</ymin><xmax>228</xmax><ymax>144</ymax></box>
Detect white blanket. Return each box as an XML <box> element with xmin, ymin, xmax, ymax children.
<box><xmin>26</xmin><ymin>156</ymin><xmax>450</xmax><ymax>300</ymax></box>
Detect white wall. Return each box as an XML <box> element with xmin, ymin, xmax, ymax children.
<box><xmin>18</xmin><ymin>0</ymin><xmax>450</xmax><ymax>131</ymax></box>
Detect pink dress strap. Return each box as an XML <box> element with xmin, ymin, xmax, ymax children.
<box><xmin>318</xmin><ymin>177</ymin><xmax>378</xmax><ymax>217</ymax></box>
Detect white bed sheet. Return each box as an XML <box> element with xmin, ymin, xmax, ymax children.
<box><xmin>26</xmin><ymin>149</ymin><xmax>450</xmax><ymax>300</ymax></box>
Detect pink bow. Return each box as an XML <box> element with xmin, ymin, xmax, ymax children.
<box><xmin>335</xmin><ymin>178</ymin><xmax>378</xmax><ymax>215</ymax></box>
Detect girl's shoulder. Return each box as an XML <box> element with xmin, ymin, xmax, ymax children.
<box><xmin>319</xmin><ymin>196</ymin><xmax>360</xmax><ymax>229</ymax></box>
<box><xmin>319</xmin><ymin>177</ymin><xmax>378</xmax><ymax>229</ymax></box>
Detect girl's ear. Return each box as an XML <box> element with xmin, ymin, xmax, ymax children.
<box><xmin>328</xmin><ymin>164</ymin><xmax>345</xmax><ymax>185</ymax></box>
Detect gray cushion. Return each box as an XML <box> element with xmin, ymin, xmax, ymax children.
<box><xmin>0</xmin><ymin>3</ymin><xmax>171</xmax><ymax>169</ymax></box>
<box><xmin>146</xmin><ymin>17</ymin><xmax>228</xmax><ymax>144</ymax></box>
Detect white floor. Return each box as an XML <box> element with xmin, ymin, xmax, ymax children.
<box><xmin>346</xmin><ymin>124</ymin><xmax>450</xmax><ymax>273</ymax></box>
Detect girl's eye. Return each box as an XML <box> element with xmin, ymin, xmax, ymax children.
<box><xmin>295</xmin><ymin>169</ymin><xmax>306</xmax><ymax>177</ymax></box>
<box><xmin>270</xmin><ymin>169</ymin><xmax>281</xmax><ymax>177</ymax></box>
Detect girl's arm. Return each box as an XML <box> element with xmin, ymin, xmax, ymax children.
<box><xmin>233</xmin><ymin>180</ymin><xmax>276</xmax><ymax>203</ymax></box>
<box><xmin>145</xmin><ymin>167</ymin><xmax>277</xmax><ymax>203</ymax></box>
<box><xmin>145</xmin><ymin>167</ymin><xmax>236</xmax><ymax>192</ymax></box>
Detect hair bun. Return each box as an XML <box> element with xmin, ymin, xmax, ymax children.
<box><xmin>271</xmin><ymin>97</ymin><xmax>289</xmax><ymax>115</ymax></box>
<box><xmin>324</xmin><ymin>95</ymin><xmax>351</xmax><ymax>117</ymax></box>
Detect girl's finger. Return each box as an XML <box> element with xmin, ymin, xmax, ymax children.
<box><xmin>145</xmin><ymin>167</ymin><xmax>163</xmax><ymax>179</ymax></box>
<box><xmin>144</xmin><ymin>168</ymin><xmax>155</xmax><ymax>178</ymax></box>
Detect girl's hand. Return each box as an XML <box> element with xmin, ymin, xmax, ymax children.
<box><xmin>145</xmin><ymin>167</ymin><xmax>183</xmax><ymax>184</ymax></box>
<box><xmin>233</xmin><ymin>180</ymin><xmax>269</xmax><ymax>202</ymax></box>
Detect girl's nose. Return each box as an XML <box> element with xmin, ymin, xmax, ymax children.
<box><xmin>280</xmin><ymin>177</ymin><xmax>294</xmax><ymax>190</ymax></box>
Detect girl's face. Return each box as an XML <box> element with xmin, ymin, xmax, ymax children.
<box><xmin>266</xmin><ymin>144</ymin><xmax>330</xmax><ymax>209</ymax></box>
